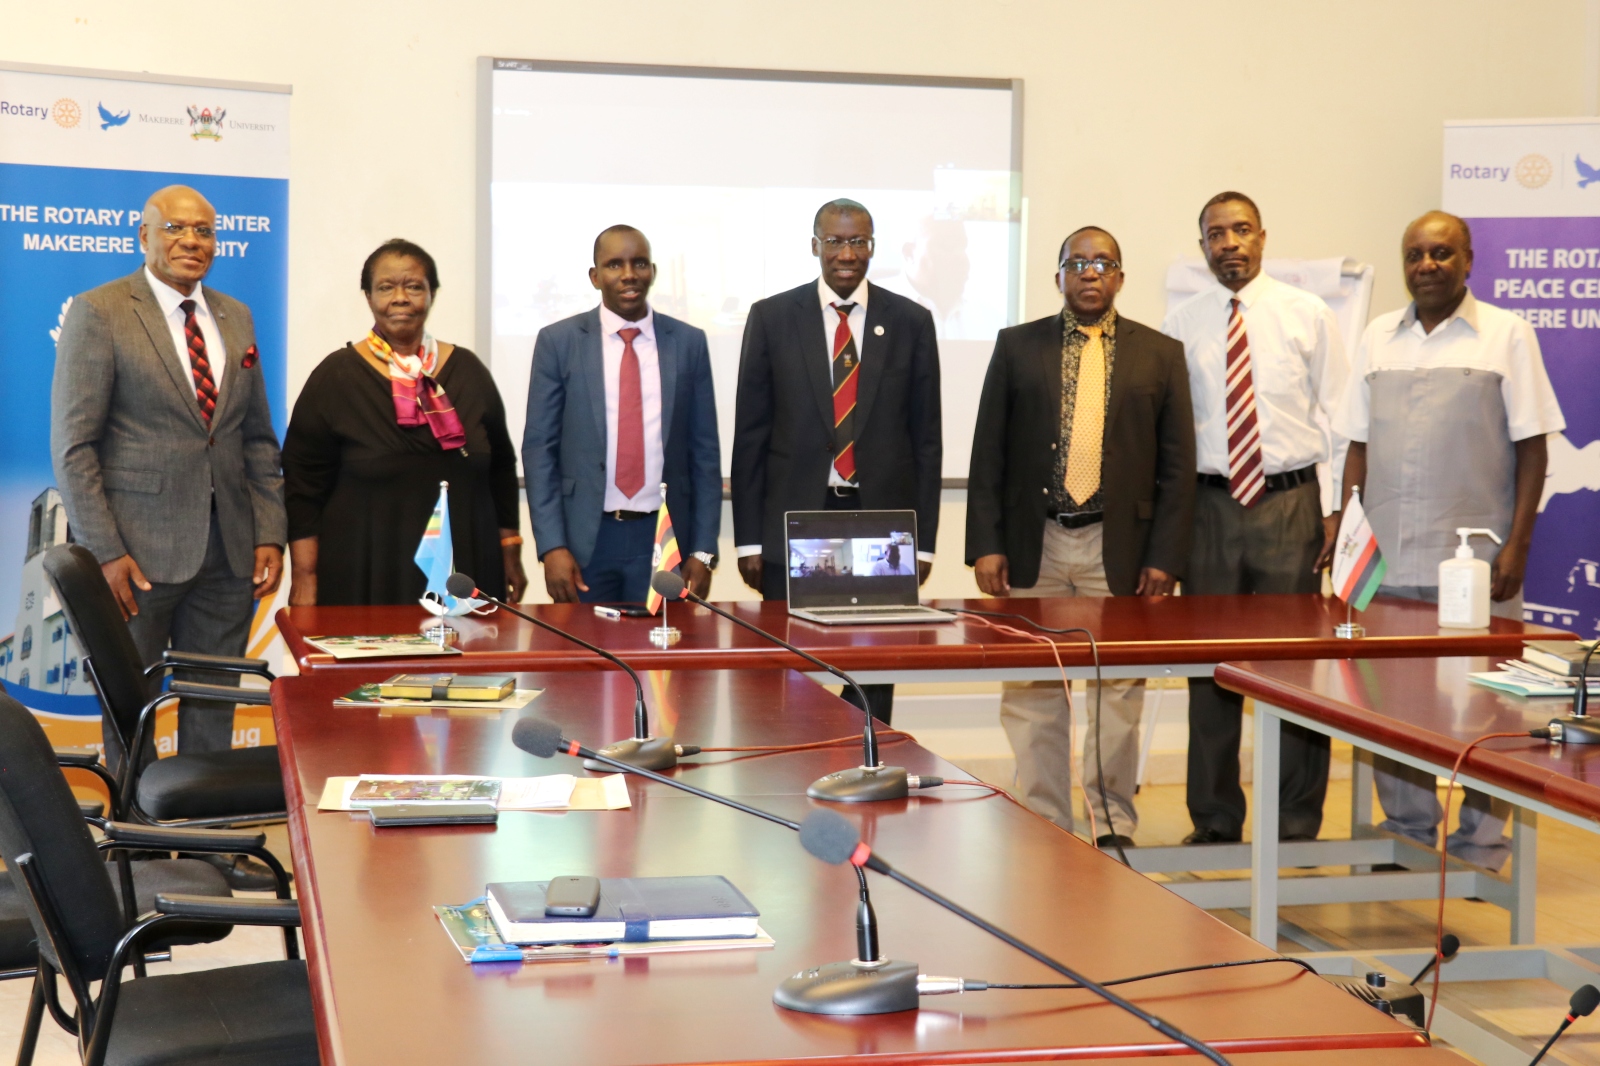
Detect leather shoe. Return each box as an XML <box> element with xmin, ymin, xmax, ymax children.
<box><xmin>195</xmin><ymin>853</ymin><xmax>286</xmax><ymax>892</ymax></box>
<box><xmin>1095</xmin><ymin>834</ymin><xmax>1136</xmax><ymax>849</ymax></box>
<box><xmin>1182</xmin><ymin>827</ymin><xmax>1241</xmax><ymax>845</ymax></box>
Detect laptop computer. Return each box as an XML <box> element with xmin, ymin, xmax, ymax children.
<box><xmin>784</xmin><ymin>509</ymin><xmax>957</xmax><ymax>625</ymax></box>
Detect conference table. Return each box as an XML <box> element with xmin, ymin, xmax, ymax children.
<box><xmin>271</xmin><ymin>666</ymin><xmax>1429</xmax><ymax>1066</ymax></box>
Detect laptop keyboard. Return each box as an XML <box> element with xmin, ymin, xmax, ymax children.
<box><xmin>805</xmin><ymin>606</ymin><xmax>944</xmax><ymax>616</ymax></box>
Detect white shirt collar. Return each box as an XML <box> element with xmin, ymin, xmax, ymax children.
<box><xmin>598</xmin><ymin>301</ymin><xmax>655</xmax><ymax>341</ymax></box>
<box><xmin>1211</xmin><ymin>271</ymin><xmax>1268</xmax><ymax>309</ymax></box>
<box><xmin>817</xmin><ymin>276</ymin><xmax>869</xmax><ymax>312</ymax></box>
<box><xmin>1395</xmin><ymin>287</ymin><xmax>1480</xmax><ymax>335</ymax></box>
<box><xmin>144</xmin><ymin>266</ymin><xmax>207</xmax><ymax>318</ymax></box>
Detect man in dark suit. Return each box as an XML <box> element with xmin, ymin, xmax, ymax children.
<box><xmin>524</xmin><ymin>225</ymin><xmax>721</xmax><ymax>603</ymax></box>
<box><xmin>967</xmin><ymin>226</ymin><xmax>1195</xmax><ymax>844</ymax></box>
<box><xmin>732</xmin><ymin>199</ymin><xmax>942</xmax><ymax>724</ymax></box>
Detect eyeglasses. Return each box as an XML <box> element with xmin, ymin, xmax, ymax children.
<box><xmin>1059</xmin><ymin>258</ymin><xmax>1120</xmax><ymax>275</ymax></box>
<box><xmin>157</xmin><ymin>222</ymin><xmax>215</xmax><ymax>240</ymax></box>
<box><xmin>820</xmin><ymin>236</ymin><xmax>874</xmax><ymax>252</ymax></box>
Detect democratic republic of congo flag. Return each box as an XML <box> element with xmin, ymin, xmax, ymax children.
<box><xmin>1331</xmin><ymin>487</ymin><xmax>1387</xmax><ymax>611</ymax></box>
<box><xmin>646</xmin><ymin>494</ymin><xmax>682</xmax><ymax>616</ymax></box>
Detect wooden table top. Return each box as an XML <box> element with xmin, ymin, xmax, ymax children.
<box><xmin>273</xmin><ymin>667</ymin><xmax>1425</xmax><ymax>1065</ymax></box>
<box><xmin>1216</xmin><ymin>656</ymin><xmax>1600</xmax><ymax>824</ymax></box>
<box><xmin>277</xmin><ymin>594</ymin><xmax>1567</xmax><ymax>674</ymax></box>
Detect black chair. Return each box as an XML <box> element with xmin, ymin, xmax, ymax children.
<box><xmin>0</xmin><ymin>692</ymin><xmax>316</xmax><ymax>1066</ymax></box>
<box><xmin>42</xmin><ymin>544</ymin><xmax>286</xmax><ymax>827</ymax></box>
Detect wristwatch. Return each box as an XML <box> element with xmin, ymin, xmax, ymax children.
<box><xmin>691</xmin><ymin>551</ymin><xmax>718</xmax><ymax>570</ymax></box>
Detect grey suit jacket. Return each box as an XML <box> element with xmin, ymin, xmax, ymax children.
<box><xmin>50</xmin><ymin>269</ymin><xmax>287</xmax><ymax>584</ymax></box>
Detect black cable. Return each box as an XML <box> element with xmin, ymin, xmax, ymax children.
<box><xmin>976</xmin><ymin>955</ymin><xmax>1319</xmax><ymax>991</ymax></box>
<box><xmin>954</xmin><ymin>610</ymin><xmax>1126</xmax><ymax>866</ymax></box>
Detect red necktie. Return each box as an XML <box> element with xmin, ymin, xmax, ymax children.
<box><xmin>830</xmin><ymin>303</ymin><xmax>859</xmax><ymax>483</ymax></box>
<box><xmin>1225</xmin><ymin>298</ymin><xmax>1265</xmax><ymax>507</ymax></box>
<box><xmin>180</xmin><ymin>299</ymin><xmax>218</xmax><ymax>425</ymax></box>
<box><xmin>614</xmin><ymin>327</ymin><xmax>645</xmax><ymax>499</ymax></box>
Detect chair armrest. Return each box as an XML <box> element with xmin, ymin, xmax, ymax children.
<box><xmin>166</xmin><ymin>681</ymin><xmax>272</xmax><ymax>705</ymax></box>
<box><xmin>78</xmin><ymin>801</ymin><xmax>105</xmax><ymax>820</ymax></box>
<box><xmin>155</xmin><ymin>893</ymin><xmax>301</xmax><ymax>926</ymax></box>
<box><xmin>157</xmin><ymin>649</ymin><xmax>275</xmax><ymax>681</ymax></box>
<box><xmin>101</xmin><ymin>821</ymin><xmax>267</xmax><ymax>852</ymax></box>
<box><xmin>53</xmin><ymin>747</ymin><xmax>102</xmax><ymax>768</ymax></box>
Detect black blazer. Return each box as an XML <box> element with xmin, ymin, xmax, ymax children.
<box><xmin>732</xmin><ymin>281</ymin><xmax>942</xmax><ymax>563</ymax></box>
<box><xmin>965</xmin><ymin>312</ymin><xmax>1196</xmax><ymax>595</ymax></box>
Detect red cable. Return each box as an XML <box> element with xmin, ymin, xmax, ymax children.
<box><xmin>696</xmin><ymin>730</ymin><xmax>911</xmax><ymax>754</ymax></box>
<box><xmin>1426</xmin><ymin>730</ymin><xmax>1534</xmax><ymax>1030</ymax></box>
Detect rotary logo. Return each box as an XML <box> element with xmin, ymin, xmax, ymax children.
<box><xmin>186</xmin><ymin>105</ymin><xmax>225</xmax><ymax>141</ymax></box>
<box><xmin>1515</xmin><ymin>153</ymin><xmax>1553</xmax><ymax>188</ymax></box>
<box><xmin>52</xmin><ymin>99</ymin><xmax>81</xmax><ymax>128</ymax></box>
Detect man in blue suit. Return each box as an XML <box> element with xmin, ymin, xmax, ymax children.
<box><xmin>524</xmin><ymin>225</ymin><xmax>721</xmax><ymax>602</ymax></box>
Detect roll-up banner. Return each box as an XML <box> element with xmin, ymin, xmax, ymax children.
<box><xmin>1443</xmin><ymin>119</ymin><xmax>1600</xmax><ymax>641</ymax></box>
<box><xmin>0</xmin><ymin>63</ymin><xmax>289</xmax><ymax>752</ymax></box>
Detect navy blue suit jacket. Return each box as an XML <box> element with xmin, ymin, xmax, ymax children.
<box><xmin>523</xmin><ymin>307</ymin><xmax>721</xmax><ymax>568</ymax></box>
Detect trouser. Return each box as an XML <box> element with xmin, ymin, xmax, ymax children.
<box><xmin>1184</xmin><ymin>479</ymin><xmax>1330</xmax><ymax>840</ymax></box>
<box><xmin>578</xmin><ymin>513</ymin><xmax>656</xmax><ymax>604</ymax></box>
<box><xmin>758</xmin><ymin>489</ymin><xmax>894</xmax><ymax>725</ymax></box>
<box><xmin>999</xmin><ymin>520</ymin><xmax>1143</xmax><ymax>837</ymax></box>
<box><xmin>125</xmin><ymin>508</ymin><xmax>254</xmax><ymax>757</ymax></box>
<box><xmin>1370</xmin><ymin>584</ymin><xmax>1523</xmax><ymax>871</ymax></box>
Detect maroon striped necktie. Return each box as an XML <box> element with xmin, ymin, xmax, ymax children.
<box><xmin>179</xmin><ymin>299</ymin><xmax>218</xmax><ymax>425</ymax></box>
<box><xmin>830</xmin><ymin>302</ymin><xmax>859</xmax><ymax>483</ymax></box>
<box><xmin>614</xmin><ymin>327</ymin><xmax>646</xmax><ymax>498</ymax></box>
<box><xmin>1225</xmin><ymin>298</ymin><xmax>1265</xmax><ymax>507</ymax></box>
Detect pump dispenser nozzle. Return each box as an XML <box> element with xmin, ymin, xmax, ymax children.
<box><xmin>1453</xmin><ymin>527</ymin><xmax>1503</xmax><ymax>558</ymax></box>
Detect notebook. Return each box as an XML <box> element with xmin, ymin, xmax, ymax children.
<box><xmin>375</xmin><ymin>674</ymin><xmax>516</xmax><ymax>701</ymax></box>
<box><xmin>784</xmin><ymin>509</ymin><xmax>955</xmax><ymax>625</ymax></box>
<box><xmin>485</xmin><ymin>875</ymin><xmax>760</xmax><ymax>944</ymax></box>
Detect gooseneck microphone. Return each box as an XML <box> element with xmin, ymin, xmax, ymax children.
<box><xmin>1529</xmin><ymin>984</ymin><xmax>1600</xmax><ymax>1066</ymax></box>
<box><xmin>1545</xmin><ymin>640</ymin><xmax>1600</xmax><ymax>744</ymax></box>
<box><xmin>798</xmin><ymin>809</ymin><xmax>1233</xmax><ymax>1065</ymax></box>
<box><xmin>511</xmin><ymin>715</ymin><xmax>921</xmax><ymax>1014</ymax></box>
<box><xmin>1409</xmin><ymin>933</ymin><xmax>1459</xmax><ymax>985</ymax></box>
<box><xmin>447</xmin><ymin>573</ymin><xmax>680</xmax><ymax>770</ymax></box>
<box><xmin>650</xmin><ymin>570</ymin><xmax>916</xmax><ymax>803</ymax></box>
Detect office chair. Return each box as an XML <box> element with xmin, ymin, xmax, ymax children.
<box><xmin>41</xmin><ymin>544</ymin><xmax>287</xmax><ymax>827</ymax></box>
<box><xmin>0</xmin><ymin>692</ymin><xmax>315</xmax><ymax>1066</ymax></box>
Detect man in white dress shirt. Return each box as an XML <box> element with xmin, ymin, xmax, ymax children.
<box><xmin>1336</xmin><ymin>210</ymin><xmax>1564</xmax><ymax>870</ymax></box>
<box><xmin>1163</xmin><ymin>191</ymin><xmax>1350</xmax><ymax>846</ymax></box>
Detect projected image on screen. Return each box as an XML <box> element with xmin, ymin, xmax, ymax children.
<box><xmin>485</xmin><ymin>60</ymin><xmax>1020</xmax><ymax>478</ymax></box>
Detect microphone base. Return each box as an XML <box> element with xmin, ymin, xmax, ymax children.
<box><xmin>1549</xmin><ymin>715</ymin><xmax>1600</xmax><ymax>744</ymax></box>
<box><xmin>773</xmin><ymin>958</ymin><xmax>919</xmax><ymax>1015</ymax></box>
<box><xmin>586</xmin><ymin>735</ymin><xmax>679</xmax><ymax>772</ymax></box>
<box><xmin>807</xmin><ymin>765</ymin><xmax>909</xmax><ymax>803</ymax></box>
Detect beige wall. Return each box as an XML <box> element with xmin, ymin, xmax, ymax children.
<box><xmin>11</xmin><ymin>1</ymin><xmax>1596</xmax><ymax>600</ymax></box>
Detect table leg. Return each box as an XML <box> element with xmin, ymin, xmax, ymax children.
<box><xmin>1350</xmin><ymin>747</ymin><xmax>1375</xmax><ymax>873</ymax></box>
<box><xmin>1250</xmin><ymin>704</ymin><xmax>1282</xmax><ymax>946</ymax></box>
<box><xmin>1510</xmin><ymin>805</ymin><xmax>1538</xmax><ymax>945</ymax></box>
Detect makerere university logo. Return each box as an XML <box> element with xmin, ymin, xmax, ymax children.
<box><xmin>52</xmin><ymin>98</ymin><xmax>80</xmax><ymax>128</ymax></box>
<box><xmin>1516</xmin><ymin>153</ymin><xmax>1553</xmax><ymax>188</ymax></box>
<box><xmin>186</xmin><ymin>105</ymin><xmax>224</xmax><ymax>141</ymax></box>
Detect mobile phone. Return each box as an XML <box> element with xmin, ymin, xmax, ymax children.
<box><xmin>544</xmin><ymin>875</ymin><xmax>602</xmax><ymax>917</ymax></box>
<box><xmin>368</xmin><ymin>802</ymin><xmax>498</xmax><ymax>827</ymax></box>
<box><xmin>592</xmin><ymin>604</ymin><xmax>652</xmax><ymax>619</ymax></box>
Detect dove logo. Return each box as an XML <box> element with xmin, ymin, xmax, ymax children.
<box><xmin>1576</xmin><ymin>155</ymin><xmax>1600</xmax><ymax>189</ymax></box>
<box><xmin>96</xmin><ymin>103</ymin><xmax>129</xmax><ymax>131</ymax></box>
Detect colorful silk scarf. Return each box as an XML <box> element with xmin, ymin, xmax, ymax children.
<box><xmin>367</xmin><ymin>329</ymin><xmax>467</xmax><ymax>452</ymax></box>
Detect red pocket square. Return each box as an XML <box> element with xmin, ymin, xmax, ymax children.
<box><xmin>241</xmin><ymin>345</ymin><xmax>259</xmax><ymax>369</ymax></box>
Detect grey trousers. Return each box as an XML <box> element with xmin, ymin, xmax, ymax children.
<box><xmin>125</xmin><ymin>508</ymin><xmax>254</xmax><ymax>755</ymax></box>
<box><xmin>999</xmin><ymin>521</ymin><xmax>1144</xmax><ymax>837</ymax></box>
<box><xmin>1184</xmin><ymin>479</ymin><xmax>1331</xmax><ymax>839</ymax></box>
<box><xmin>1371</xmin><ymin>584</ymin><xmax>1523</xmax><ymax>871</ymax></box>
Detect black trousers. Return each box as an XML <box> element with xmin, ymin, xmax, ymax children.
<box><xmin>758</xmin><ymin>492</ymin><xmax>894</xmax><ymax>726</ymax></box>
<box><xmin>1185</xmin><ymin>480</ymin><xmax>1329</xmax><ymax>840</ymax></box>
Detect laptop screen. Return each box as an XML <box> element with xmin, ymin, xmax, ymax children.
<box><xmin>784</xmin><ymin>510</ymin><xmax>920</xmax><ymax>608</ymax></box>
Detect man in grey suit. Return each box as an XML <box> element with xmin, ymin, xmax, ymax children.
<box><xmin>524</xmin><ymin>225</ymin><xmax>721</xmax><ymax>603</ymax></box>
<box><xmin>52</xmin><ymin>185</ymin><xmax>286</xmax><ymax>771</ymax></box>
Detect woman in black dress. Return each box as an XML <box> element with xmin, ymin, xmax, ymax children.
<box><xmin>283</xmin><ymin>239</ymin><xmax>528</xmax><ymax>606</ymax></box>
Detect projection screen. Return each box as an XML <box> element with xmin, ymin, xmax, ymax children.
<box><xmin>478</xmin><ymin>57</ymin><xmax>1022</xmax><ymax>479</ymax></box>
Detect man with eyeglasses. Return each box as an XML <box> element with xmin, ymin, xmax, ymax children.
<box><xmin>967</xmin><ymin>227</ymin><xmax>1195</xmax><ymax>845</ymax></box>
<box><xmin>52</xmin><ymin>185</ymin><xmax>286</xmax><ymax>886</ymax></box>
<box><xmin>1161</xmin><ymin>191</ymin><xmax>1350</xmax><ymax>847</ymax></box>
<box><xmin>732</xmin><ymin>198</ymin><xmax>942</xmax><ymax>725</ymax></box>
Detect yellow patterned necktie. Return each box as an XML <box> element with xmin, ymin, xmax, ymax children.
<box><xmin>1064</xmin><ymin>324</ymin><xmax>1105</xmax><ymax>505</ymax></box>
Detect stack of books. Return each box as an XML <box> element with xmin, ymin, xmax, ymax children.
<box><xmin>1469</xmin><ymin>640</ymin><xmax>1600</xmax><ymax>697</ymax></box>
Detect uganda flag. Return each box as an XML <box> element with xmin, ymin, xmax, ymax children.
<box><xmin>646</xmin><ymin>493</ymin><xmax>682</xmax><ymax>616</ymax></box>
<box><xmin>1331</xmin><ymin>487</ymin><xmax>1387</xmax><ymax>611</ymax></box>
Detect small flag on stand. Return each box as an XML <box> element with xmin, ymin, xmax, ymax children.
<box><xmin>646</xmin><ymin>487</ymin><xmax>682</xmax><ymax>616</ymax></box>
<box><xmin>415</xmin><ymin>481</ymin><xmax>454</xmax><ymax>600</ymax></box>
<box><xmin>1331</xmin><ymin>486</ymin><xmax>1387</xmax><ymax>611</ymax></box>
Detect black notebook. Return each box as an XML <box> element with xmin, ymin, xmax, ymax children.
<box><xmin>485</xmin><ymin>876</ymin><xmax>760</xmax><ymax>944</ymax></box>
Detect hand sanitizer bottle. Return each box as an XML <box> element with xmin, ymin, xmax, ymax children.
<box><xmin>1438</xmin><ymin>528</ymin><xmax>1503</xmax><ymax>629</ymax></box>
